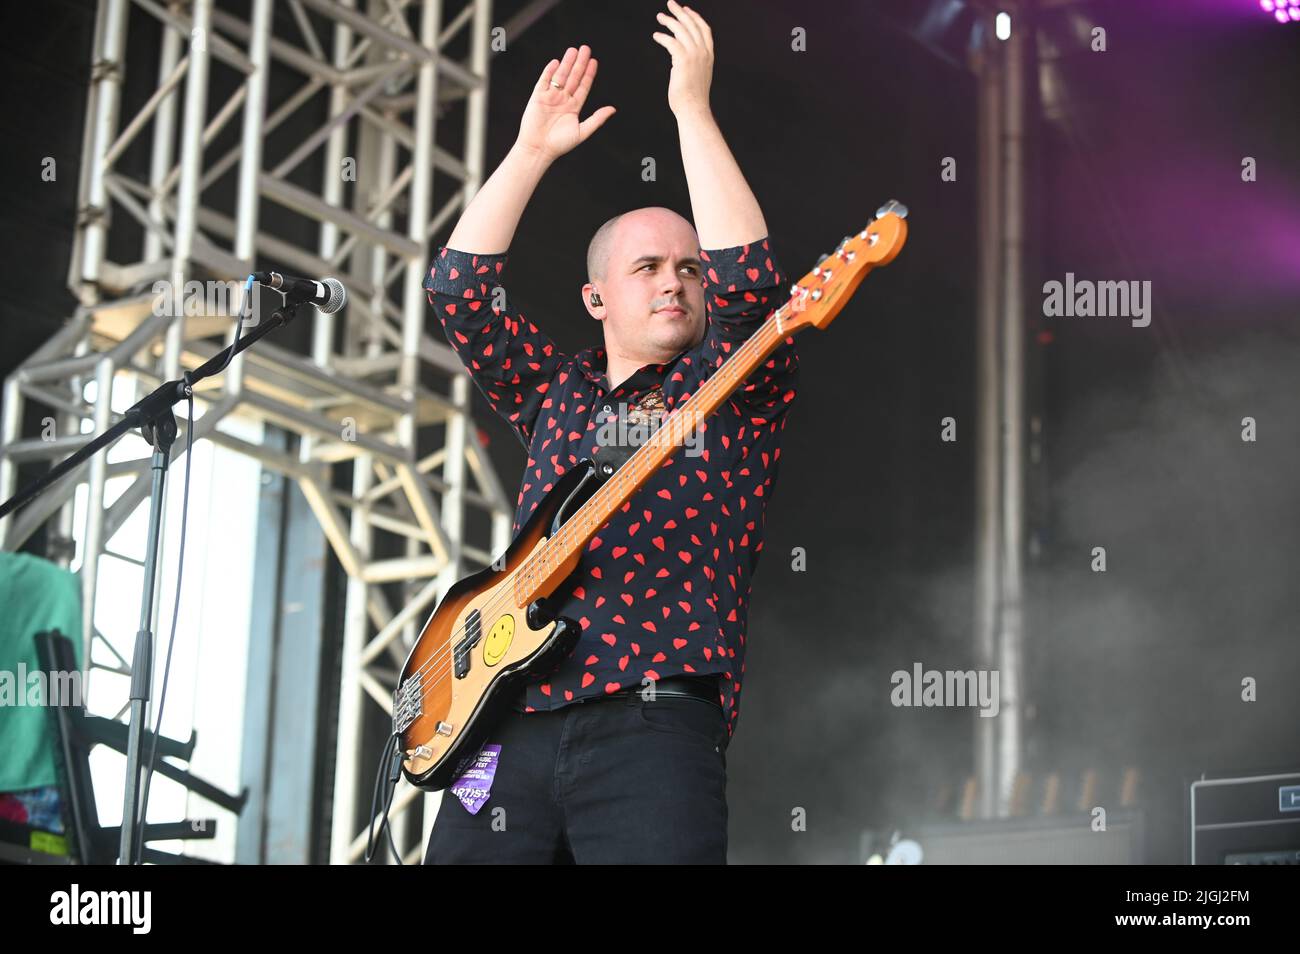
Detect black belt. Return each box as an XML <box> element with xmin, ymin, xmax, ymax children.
<box><xmin>610</xmin><ymin>674</ymin><xmax>720</xmax><ymax>705</ymax></box>
<box><xmin>510</xmin><ymin>674</ymin><xmax>720</xmax><ymax>712</ymax></box>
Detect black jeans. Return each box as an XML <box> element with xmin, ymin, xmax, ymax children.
<box><xmin>423</xmin><ymin>685</ymin><xmax>729</xmax><ymax>864</ymax></box>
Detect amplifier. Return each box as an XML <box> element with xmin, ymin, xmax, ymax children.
<box><xmin>1190</xmin><ymin>771</ymin><xmax>1300</xmax><ymax>865</ymax></box>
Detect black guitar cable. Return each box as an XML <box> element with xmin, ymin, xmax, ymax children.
<box><xmin>365</xmin><ymin>731</ymin><xmax>405</xmax><ymax>864</ymax></box>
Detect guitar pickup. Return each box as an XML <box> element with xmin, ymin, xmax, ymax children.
<box><xmin>452</xmin><ymin>608</ymin><xmax>482</xmax><ymax>679</ymax></box>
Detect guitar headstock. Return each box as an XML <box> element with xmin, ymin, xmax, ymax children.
<box><xmin>780</xmin><ymin>200</ymin><xmax>909</xmax><ymax>333</ymax></box>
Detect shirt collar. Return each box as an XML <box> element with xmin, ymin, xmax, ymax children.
<box><xmin>576</xmin><ymin>344</ymin><xmax>688</xmax><ymax>395</ymax></box>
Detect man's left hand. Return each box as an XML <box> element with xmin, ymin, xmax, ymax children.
<box><xmin>652</xmin><ymin>1</ymin><xmax>714</xmax><ymax>117</ymax></box>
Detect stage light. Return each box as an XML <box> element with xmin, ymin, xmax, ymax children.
<box><xmin>995</xmin><ymin>11</ymin><xmax>1011</xmax><ymax>40</ymax></box>
<box><xmin>1260</xmin><ymin>0</ymin><xmax>1299</xmax><ymax>21</ymax></box>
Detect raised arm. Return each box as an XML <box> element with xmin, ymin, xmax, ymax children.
<box><xmin>653</xmin><ymin>2</ymin><xmax>765</xmax><ymax>248</ymax></box>
<box><xmin>427</xmin><ymin>46</ymin><xmax>617</xmax><ymax>449</ymax></box>
<box><xmin>447</xmin><ymin>45</ymin><xmax>615</xmax><ymax>253</ymax></box>
<box><xmin>653</xmin><ymin>2</ymin><xmax>797</xmax><ymax>425</ymax></box>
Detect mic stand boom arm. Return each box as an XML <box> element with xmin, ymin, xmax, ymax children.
<box><xmin>0</xmin><ymin>299</ymin><xmax>306</xmax><ymax>520</ymax></box>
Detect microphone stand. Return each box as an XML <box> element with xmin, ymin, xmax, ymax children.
<box><xmin>0</xmin><ymin>295</ymin><xmax>310</xmax><ymax>864</ymax></box>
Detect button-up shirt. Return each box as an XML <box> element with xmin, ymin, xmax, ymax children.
<box><xmin>423</xmin><ymin>237</ymin><xmax>797</xmax><ymax>740</ymax></box>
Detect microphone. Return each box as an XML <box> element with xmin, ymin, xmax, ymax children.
<box><xmin>251</xmin><ymin>271</ymin><xmax>348</xmax><ymax>315</ymax></box>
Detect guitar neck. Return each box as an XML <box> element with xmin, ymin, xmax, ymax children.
<box><xmin>512</xmin><ymin>303</ymin><xmax>796</xmax><ymax>609</ymax></box>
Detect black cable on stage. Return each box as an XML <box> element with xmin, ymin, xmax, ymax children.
<box><xmin>365</xmin><ymin>732</ymin><xmax>405</xmax><ymax>865</ymax></box>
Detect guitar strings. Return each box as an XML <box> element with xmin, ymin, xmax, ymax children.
<box><xmin>397</xmin><ymin>293</ymin><xmax>802</xmax><ymax>725</ymax></box>
<box><xmin>396</xmin><ymin>311</ymin><xmax>793</xmax><ymax>722</ymax></box>
<box><xmin>395</xmin><ymin>315</ymin><xmax>789</xmax><ymax>704</ymax></box>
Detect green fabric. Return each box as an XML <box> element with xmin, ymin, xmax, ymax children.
<box><xmin>0</xmin><ymin>552</ymin><xmax>83</xmax><ymax>791</ymax></box>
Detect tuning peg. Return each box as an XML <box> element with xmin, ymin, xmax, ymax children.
<box><xmin>875</xmin><ymin>199</ymin><xmax>909</xmax><ymax>220</ymax></box>
<box><xmin>816</xmin><ymin>252</ymin><xmax>831</xmax><ymax>267</ymax></box>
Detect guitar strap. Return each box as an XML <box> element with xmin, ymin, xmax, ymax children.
<box><xmin>591</xmin><ymin>385</ymin><xmax>667</xmax><ymax>477</ymax></box>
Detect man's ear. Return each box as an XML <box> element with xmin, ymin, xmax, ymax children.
<box><xmin>582</xmin><ymin>281</ymin><xmax>605</xmax><ymax>319</ymax></box>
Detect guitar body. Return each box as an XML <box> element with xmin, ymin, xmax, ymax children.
<box><xmin>396</xmin><ymin>459</ymin><xmax>599</xmax><ymax>791</ymax></box>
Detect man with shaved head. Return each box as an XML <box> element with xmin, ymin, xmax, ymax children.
<box><xmin>423</xmin><ymin>2</ymin><xmax>797</xmax><ymax>865</ymax></box>
<box><xmin>581</xmin><ymin>205</ymin><xmax>709</xmax><ymax>392</ymax></box>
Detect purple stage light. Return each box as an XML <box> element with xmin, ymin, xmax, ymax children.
<box><xmin>1261</xmin><ymin>0</ymin><xmax>1300</xmax><ymax>20</ymax></box>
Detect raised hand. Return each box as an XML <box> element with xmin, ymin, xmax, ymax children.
<box><xmin>516</xmin><ymin>45</ymin><xmax>617</xmax><ymax>162</ymax></box>
<box><xmin>652</xmin><ymin>1</ymin><xmax>714</xmax><ymax>117</ymax></box>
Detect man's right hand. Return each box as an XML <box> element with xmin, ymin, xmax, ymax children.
<box><xmin>516</xmin><ymin>45</ymin><xmax>617</xmax><ymax>162</ymax></box>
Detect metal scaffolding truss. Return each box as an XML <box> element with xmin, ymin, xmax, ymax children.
<box><xmin>0</xmin><ymin>0</ymin><xmax>521</xmax><ymax>863</ymax></box>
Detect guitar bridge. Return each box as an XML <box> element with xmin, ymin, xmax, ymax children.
<box><xmin>393</xmin><ymin>678</ymin><xmax>423</xmax><ymax>734</ymax></box>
